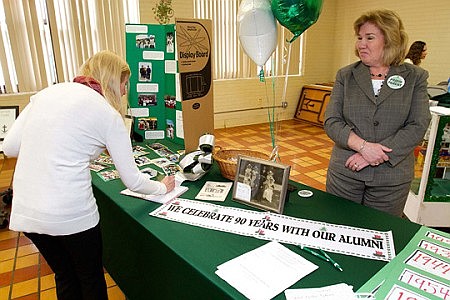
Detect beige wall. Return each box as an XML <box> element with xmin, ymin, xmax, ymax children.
<box><xmin>141</xmin><ymin>0</ymin><xmax>450</xmax><ymax>128</ymax></box>
<box><xmin>330</xmin><ymin>0</ymin><xmax>450</xmax><ymax>86</ymax></box>
<box><xmin>140</xmin><ymin>0</ymin><xmax>338</xmax><ymax>128</ymax></box>
<box><xmin>1</xmin><ymin>0</ymin><xmax>448</xmax><ymax>128</ymax></box>
<box><xmin>0</xmin><ymin>93</ymin><xmax>35</xmax><ymax>113</ymax></box>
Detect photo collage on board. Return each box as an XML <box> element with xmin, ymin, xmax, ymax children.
<box><xmin>126</xmin><ymin>24</ymin><xmax>181</xmax><ymax>144</ymax></box>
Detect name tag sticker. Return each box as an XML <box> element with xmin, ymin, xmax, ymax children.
<box><xmin>387</xmin><ymin>75</ymin><xmax>405</xmax><ymax>89</ymax></box>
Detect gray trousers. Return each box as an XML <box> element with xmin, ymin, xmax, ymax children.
<box><xmin>326</xmin><ymin>169</ymin><xmax>411</xmax><ymax>217</ymax></box>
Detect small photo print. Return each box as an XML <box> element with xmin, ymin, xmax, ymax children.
<box><xmin>89</xmin><ymin>163</ymin><xmax>109</xmax><ymax>172</ymax></box>
<box><xmin>138</xmin><ymin>117</ymin><xmax>157</xmax><ymax>130</ymax></box>
<box><xmin>151</xmin><ymin>157</ymin><xmax>171</xmax><ymax>168</ymax></box>
<box><xmin>132</xmin><ymin>145</ymin><xmax>149</xmax><ymax>157</ymax></box>
<box><xmin>140</xmin><ymin>167</ymin><xmax>159</xmax><ymax>179</ymax></box>
<box><xmin>136</xmin><ymin>34</ymin><xmax>155</xmax><ymax>49</ymax></box>
<box><xmin>135</xmin><ymin>156</ymin><xmax>153</xmax><ymax>167</ymax></box>
<box><xmin>147</xmin><ymin>143</ymin><xmax>166</xmax><ymax>151</ymax></box>
<box><xmin>166</xmin><ymin>32</ymin><xmax>174</xmax><ymax>53</ymax></box>
<box><xmin>138</xmin><ymin>62</ymin><xmax>152</xmax><ymax>82</ymax></box>
<box><xmin>164</xmin><ymin>95</ymin><xmax>176</xmax><ymax>108</ymax></box>
<box><xmin>133</xmin><ymin>145</ymin><xmax>147</xmax><ymax>152</ymax></box>
<box><xmin>166</xmin><ymin>120</ymin><xmax>175</xmax><ymax>140</ymax></box>
<box><xmin>148</xmin><ymin>142</ymin><xmax>179</xmax><ymax>162</ymax></box>
<box><xmin>132</xmin><ymin>148</ymin><xmax>149</xmax><ymax>158</ymax></box>
<box><xmin>94</xmin><ymin>154</ymin><xmax>114</xmax><ymax>166</ymax></box>
<box><xmin>138</xmin><ymin>94</ymin><xmax>157</xmax><ymax>107</ymax></box>
<box><xmin>98</xmin><ymin>169</ymin><xmax>120</xmax><ymax>182</ymax></box>
<box><xmin>162</xmin><ymin>163</ymin><xmax>181</xmax><ymax>176</ymax></box>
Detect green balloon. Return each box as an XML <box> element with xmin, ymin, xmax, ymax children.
<box><xmin>271</xmin><ymin>0</ymin><xmax>323</xmax><ymax>43</ymax></box>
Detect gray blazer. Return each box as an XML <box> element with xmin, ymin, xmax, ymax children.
<box><xmin>324</xmin><ymin>61</ymin><xmax>431</xmax><ymax>186</ymax></box>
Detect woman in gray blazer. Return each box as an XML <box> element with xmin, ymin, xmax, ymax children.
<box><xmin>324</xmin><ymin>9</ymin><xmax>431</xmax><ymax>216</ymax></box>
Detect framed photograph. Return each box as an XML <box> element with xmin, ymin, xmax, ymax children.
<box><xmin>0</xmin><ymin>106</ymin><xmax>19</xmax><ymax>141</ymax></box>
<box><xmin>232</xmin><ymin>155</ymin><xmax>291</xmax><ymax>214</ymax></box>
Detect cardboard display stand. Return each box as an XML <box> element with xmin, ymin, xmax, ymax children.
<box><xmin>175</xmin><ymin>18</ymin><xmax>214</xmax><ymax>152</ymax></box>
<box><xmin>125</xmin><ymin>19</ymin><xmax>214</xmax><ymax>152</ymax></box>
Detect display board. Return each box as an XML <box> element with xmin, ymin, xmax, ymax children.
<box><xmin>125</xmin><ymin>20</ymin><xmax>214</xmax><ymax>152</ymax></box>
<box><xmin>175</xmin><ymin>18</ymin><xmax>214</xmax><ymax>152</ymax></box>
<box><xmin>125</xmin><ymin>23</ymin><xmax>184</xmax><ymax>146</ymax></box>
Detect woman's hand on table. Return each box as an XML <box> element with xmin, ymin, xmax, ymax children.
<box><xmin>161</xmin><ymin>175</ymin><xmax>175</xmax><ymax>193</ymax></box>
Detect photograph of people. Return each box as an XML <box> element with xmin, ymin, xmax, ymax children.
<box><xmin>138</xmin><ymin>94</ymin><xmax>157</xmax><ymax>106</ymax></box>
<box><xmin>2</xmin><ymin>50</ymin><xmax>175</xmax><ymax>299</ymax></box>
<box><xmin>243</xmin><ymin>163</ymin><xmax>252</xmax><ymax>185</ymax></box>
<box><xmin>324</xmin><ymin>9</ymin><xmax>431</xmax><ymax>216</ymax></box>
<box><xmin>136</xmin><ymin>34</ymin><xmax>152</xmax><ymax>49</ymax></box>
<box><xmin>166</xmin><ymin>120</ymin><xmax>174</xmax><ymax>139</ymax></box>
<box><xmin>262</xmin><ymin>170</ymin><xmax>275</xmax><ymax>203</ymax></box>
<box><xmin>139</xmin><ymin>62</ymin><xmax>152</xmax><ymax>82</ymax></box>
<box><xmin>166</xmin><ymin>32</ymin><xmax>174</xmax><ymax>53</ymax></box>
<box><xmin>149</xmin><ymin>35</ymin><xmax>156</xmax><ymax>48</ymax></box>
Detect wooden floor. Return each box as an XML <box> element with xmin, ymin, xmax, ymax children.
<box><xmin>0</xmin><ymin>119</ymin><xmax>332</xmax><ymax>299</ymax></box>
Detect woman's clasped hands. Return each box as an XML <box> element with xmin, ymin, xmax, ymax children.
<box><xmin>345</xmin><ymin>141</ymin><xmax>392</xmax><ymax>172</ymax></box>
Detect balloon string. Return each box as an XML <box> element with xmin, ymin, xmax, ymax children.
<box><xmin>263</xmin><ymin>60</ymin><xmax>280</xmax><ymax>162</ymax></box>
<box><xmin>259</xmin><ymin>69</ymin><xmax>265</xmax><ymax>82</ymax></box>
<box><xmin>281</xmin><ymin>41</ymin><xmax>292</xmax><ymax>104</ymax></box>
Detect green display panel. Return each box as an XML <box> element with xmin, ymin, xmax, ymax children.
<box><xmin>125</xmin><ymin>23</ymin><xmax>183</xmax><ymax>147</ymax></box>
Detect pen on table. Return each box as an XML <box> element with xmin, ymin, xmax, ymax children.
<box><xmin>297</xmin><ymin>245</ymin><xmax>329</xmax><ymax>261</ymax></box>
<box><xmin>319</xmin><ymin>249</ymin><xmax>344</xmax><ymax>272</ymax></box>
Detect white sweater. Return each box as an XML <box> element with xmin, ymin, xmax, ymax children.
<box><xmin>3</xmin><ymin>83</ymin><xmax>166</xmax><ymax>235</ymax></box>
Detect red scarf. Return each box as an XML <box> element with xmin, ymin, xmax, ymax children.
<box><xmin>73</xmin><ymin>76</ymin><xmax>103</xmax><ymax>96</ymax></box>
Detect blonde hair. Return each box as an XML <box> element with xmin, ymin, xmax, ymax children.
<box><xmin>79</xmin><ymin>50</ymin><xmax>131</xmax><ymax>116</ymax></box>
<box><xmin>353</xmin><ymin>9</ymin><xmax>408</xmax><ymax>66</ymax></box>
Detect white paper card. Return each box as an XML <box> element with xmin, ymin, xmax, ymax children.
<box><xmin>120</xmin><ymin>186</ymin><xmax>188</xmax><ymax>204</ymax></box>
<box><xmin>215</xmin><ymin>241</ymin><xmax>318</xmax><ymax>300</ymax></box>
<box><xmin>137</xmin><ymin>83</ymin><xmax>159</xmax><ymax>93</ymax></box>
<box><xmin>143</xmin><ymin>51</ymin><xmax>164</xmax><ymax>60</ymax></box>
<box><xmin>125</xmin><ymin>24</ymin><xmax>148</xmax><ymax>33</ymax></box>
<box><xmin>145</xmin><ymin>130</ymin><xmax>165</xmax><ymax>140</ymax></box>
<box><xmin>165</xmin><ymin>60</ymin><xmax>177</xmax><ymax>74</ymax></box>
<box><xmin>195</xmin><ymin>181</ymin><xmax>233</xmax><ymax>202</ymax></box>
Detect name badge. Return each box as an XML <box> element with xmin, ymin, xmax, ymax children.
<box><xmin>386</xmin><ymin>75</ymin><xmax>405</xmax><ymax>89</ymax></box>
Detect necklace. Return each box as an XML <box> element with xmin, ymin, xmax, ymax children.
<box><xmin>370</xmin><ymin>67</ymin><xmax>389</xmax><ymax>78</ymax></box>
<box><xmin>370</xmin><ymin>72</ymin><xmax>387</xmax><ymax>78</ymax></box>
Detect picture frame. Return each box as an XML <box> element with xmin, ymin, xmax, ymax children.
<box><xmin>0</xmin><ymin>106</ymin><xmax>19</xmax><ymax>140</ymax></box>
<box><xmin>0</xmin><ymin>106</ymin><xmax>19</xmax><ymax>153</ymax></box>
<box><xmin>232</xmin><ymin>155</ymin><xmax>291</xmax><ymax>214</ymax></box>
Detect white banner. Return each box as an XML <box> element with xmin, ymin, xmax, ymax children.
<box><xmin>150</xmin><ymin>199</ymin><xmax>396</xmax><ymax>261</ymax></box>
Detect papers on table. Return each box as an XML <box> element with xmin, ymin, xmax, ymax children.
<box><xmin>195</xmin><ymin>181</ymin><xmax>233</xmax><ymax>201</ymax></box>
<box><xmin>120</xmin><ymin>186</ymin><xmax>188</xmax><ymax>204</ymax></box>
<box><xmin>285</xmin><ymin>283</ymin><xmax>374</xmax><ymax>300</ymax></box>
<box><xmin>215</xmin><ymin>241</ymin><xmax>318</xmax><ymax>300</ymax></box>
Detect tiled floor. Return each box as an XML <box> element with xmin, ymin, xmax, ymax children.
<box><xmin>213</xmin><ymin>119</ymin><xmax>333</xmax><ymax>191</ymax></box>
<box><xmin>0</xmin><ymin>119</ymin><xmax>331</xmax><ymax>299</ymax></box>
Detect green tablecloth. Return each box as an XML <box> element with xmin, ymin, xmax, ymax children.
<box><xmin>93</xmin><ymin>141</ymin><xmax>421</xmax><ymax>299</ymax></box>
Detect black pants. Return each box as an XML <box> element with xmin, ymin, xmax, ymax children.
<box><xmin>24</xmin><ymin>224</ymin><xmax>108</xmax><ymax>300</ymax></box>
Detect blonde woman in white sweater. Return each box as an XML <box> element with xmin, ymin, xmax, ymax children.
<box><xmin>3</xmin><ymin>51</ymin><xmax>175</xmax><ymax>299</ymax></box>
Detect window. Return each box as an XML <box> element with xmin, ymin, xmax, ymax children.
<box><xmin>193</xmin><ymin>0</ymin><xmax>304</xmax><ymax>80</ymax></box>
<box><xmin>0</xmin><ymin>0</ymin><xmax>139</xmax><ymax>94</ymax></box>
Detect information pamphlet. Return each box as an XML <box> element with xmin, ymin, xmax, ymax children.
<box><xmin>195</xmin><ymin>181</ymin><xmax>233</xmax><ymax>202</ymax></box>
